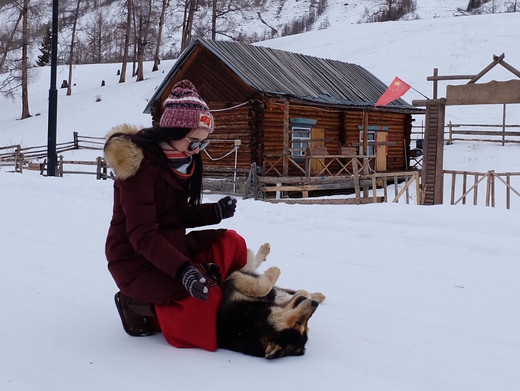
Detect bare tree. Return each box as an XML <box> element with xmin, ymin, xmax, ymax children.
<box><xmin>1</xmin><ymin>0</ymin><xmax>41</xmax><ymax>117</ymax></box>
<box><xmin>0</xmin><ymin>9</ymin><xmax>23</xmax><ymax>74</ymax></box>
<box><xmin>210</xmin><ymin>0</ymin><xmax>253</xmax><ymax>40</ymax></box>
<box><xmin>133</xmin><ymin>0</ymin><xmax>153</xmax><ymax>81</ymax></box>
<box><xmin>152</xmin><ymin>0</ymin><xmax>169</xmax><ymax>71</ymax></box>
<box><xmin>466</xmin><ymin>0</ymin><xmax>490</xmax><ymax>12</ymax></box>
<box><xmin>66</xmin><ymin>0</ymin><xmax>82</xmax><ymax>96</ymax></box>
<box><xmin>361</xmin><ymin>0</ymin><xmax>417</xmax><ymax>23</ymax></box>
<box><xmin>85</xmin><ymin>9</ymin><xmax>111</xmax><ymax>63</ymax></box>
<box><xmin>119</xmin><ymin>0</ymin><xmax>133</xmax><ymax>83</ymax></box>
<box><xmin>181</xmin><ymin>0</ymin><xmax>198</xmax><ymax>51</ymax></box>
<box><xmin>21</xmin><ymin>0</ymin><xmax>31</xmax><ymax>119</ymax></box>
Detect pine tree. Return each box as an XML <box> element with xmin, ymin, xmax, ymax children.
<box><xmin>36</xmin><ymin>24</ymin><xmax>52</xmax><ymax>67</ymax></box>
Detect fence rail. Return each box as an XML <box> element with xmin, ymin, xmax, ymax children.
<box><xmin>0</xmin><ymin>132</ymin><xmax>107</xmax><ymax>176</ymax></box>
<box><xmin>412</xmin><ymin>122</ymin><xmax>520</xmax><ymax>145</ymax></box>
<box><xmin>444</xmin><ymin>169</ymin><xmax>520</xmax><ymax>209</ymax></box>
<box><xmin>245</xmin><ymin>162</ymin><xmax>421</xmax><ymax>205</ymax></box>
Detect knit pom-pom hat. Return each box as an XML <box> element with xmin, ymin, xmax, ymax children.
<box><xmin>159</xmin><ymin>80</ymin><xmax>214</xmax><ymax>133</ymax></box>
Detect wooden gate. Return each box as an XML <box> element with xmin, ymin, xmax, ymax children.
<box><xmin>413</xmin><ymin>53</ymin><xmax>520</xmax><ymax>205</ymax></box>
<box><xmin>445</xmin><ymin>169</ymin><xmax>520</xmax><ymax>209</ymax></box>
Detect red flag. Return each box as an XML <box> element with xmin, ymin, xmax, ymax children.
<box><xmin>375</xmin><ymin>77</ymin><xmax>411</xmax><ymax>107</ymax></box>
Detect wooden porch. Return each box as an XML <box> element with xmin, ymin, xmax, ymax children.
<box><xmin>243</xmin><ymin>161</ymin><xmax>422</xmax><ymax>205</ymax></box>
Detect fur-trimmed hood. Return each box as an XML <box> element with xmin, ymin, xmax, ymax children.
<box><xmin>104</xmin><ymin>124</ymin><xmax>144</xmax><ymax>180</ymax></box>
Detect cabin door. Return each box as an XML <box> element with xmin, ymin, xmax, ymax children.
<box><xmin>310</xmin><ymin>127</ymin><xmax>325</xmax><ymax>175</ymax></box>
<box><xmin>359</xmin><ymin>126</ymin><xmax>388</xmax><ymax>172</ymax></box>
<box><xmin>375</xmin><ymin>131</ymin><xmax>388</xmax><ymax>172</ymax></box>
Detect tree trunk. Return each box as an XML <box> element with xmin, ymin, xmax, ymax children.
<box><xmin>211</xmin><ymin>0</ymin><xmax>217</xmax><ymax>40</ymax></box>
<box><xmin>152</xmin><ymin>0</ymin><xmax>168</xmax><ymax>72</ymax></box>
<box><xmin>181</xmin><ymin>0</ymin><xmax>197</xmax><ymax>52</ymax></box>
<box><xmin>136</xmin><ymin>0</ymin><xmax>152</xmax><ymax>82</ymax></box>
<box><xmin>119</xmin><ymin>0</ymin><xmax>133</xmax><ymax>83</ymax></box>
<box><xmin>67</xmin><ymin>0</ymin><xmax>82</xmax><ymax>96</ymax></box>
<box><xmin>21</xmin><ymin>0</ymin><xmax>31</xmax><ymax>119</ymax></box>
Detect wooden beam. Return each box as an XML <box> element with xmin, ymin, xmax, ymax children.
<box><xmin>468</xmin><ymin>53</ymin><xmax>505</xmax><ymax>84</ymax></box>
<box><xmin>282</xmin><ymin>98</ymin><xmax>289</xmax><ymax>176</ymax></box>
<box><xmin>446</xmin><ymin>79</ymin><xmax>520</xmax><ymax>105</ymax></box>
<box><xmin>362</xmin><ymin>111</ymin><xmax>369</xmax><ymax>155</ymax></box>
<box><xmin>427</xmin><ymin>75</ymin><xmax>476</xmax><ymax>81</ymax></box>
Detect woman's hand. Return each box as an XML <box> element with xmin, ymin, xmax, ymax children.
<box><xmin>179</xmin><ymin>264</ymin><xmax>209</xmax><ymax>301</ymax></box>
<box><xmin>215</xmin><ymin>196</ymin><xmax>237</xmax><ymax>220</ymax></box>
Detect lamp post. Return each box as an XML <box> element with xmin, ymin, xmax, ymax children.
<box><xmin>47</xmin><ymin>0</ymin><xmax>59</xmax><ymax>176</ymax></box>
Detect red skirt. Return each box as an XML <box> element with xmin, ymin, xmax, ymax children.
<box><xmin>154</xmin><ymin>229</ymin><xmax>247</xmax><ymax>351</ymax></box>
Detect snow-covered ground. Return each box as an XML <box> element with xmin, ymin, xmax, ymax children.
<box><xmin>1</xmin><ymin>11</ymin><xmax>520</xmax><ymax>391</ymax></box>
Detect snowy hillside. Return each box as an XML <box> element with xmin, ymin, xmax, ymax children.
<box><xmin>2</xmin><ymin>12</ymin><xmax>519</xmax><ymax>148</ymax></box>
<box><xmin>1</xmin><ymin>10</ymin><xmax>520</xmax><ymax>391</ymax></box>
<box><xmin>0</xmin><ymin>0</ymin><xmax>516</xmax><ymax>63</ymax></box>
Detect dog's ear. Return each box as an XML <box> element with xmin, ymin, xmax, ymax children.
<box><xmin>264</xmin><ymin>341</ymin><xmax>283</xmax><ymax>359</ymax></box>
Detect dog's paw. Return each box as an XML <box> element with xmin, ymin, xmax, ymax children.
<box><xmin>264</xmin><ymin>266</ymin><xmax>281</xmax><ymax>282</ymax></box>
<box><xmin>256</xmin><ymin>243</ymin><xmax>271</xmax><ymax>260</ymax></box>
<box><xmin>310</xmin><ymin>292</ymin><xmax>326</xmax><ymax>303</ymax></box>
<box><xmin>264</xmin><ymin>341</ymin><xmax>282</xmax><ymax>360</ymax></box>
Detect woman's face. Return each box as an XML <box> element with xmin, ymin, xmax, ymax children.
<box><xmin>168</xmin><ymin>128</ymin><xmax>211</xmax><ymax>155</ymax></box>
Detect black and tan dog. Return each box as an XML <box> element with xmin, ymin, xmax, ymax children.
<box><xmin>217</xmin><ymin>243</ymin><xmax>325</xmax><ymax>359</ymax></box>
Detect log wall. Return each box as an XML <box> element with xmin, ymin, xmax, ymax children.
<box><xmin>345</xmin><ymin>111</ymin><xmax>411</xmax><ymax>171</ymax></box>
<box><xmin>207</xmin><ymin>98</ymin><xmax>412</xmax><ymax>175</ymax></box>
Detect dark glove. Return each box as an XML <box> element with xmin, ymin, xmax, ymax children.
<box><xmin>215</xmin><ymin>196</ymin><xmax>237</xmax><ymax>220</ymax></box>
<box><xmin>178</xmin><ymin>263</ymin><xmax>209</xmax><ymax>301</ymax></box>
<box><xmin>200</xmin><ymin>262</ymin><xmax>222</xmax><ymax>285</ymax></box>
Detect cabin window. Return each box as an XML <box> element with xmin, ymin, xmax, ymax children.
<box><xmin>291</xmin><ymin>126</ymin><xmax>311</xmax><ymax>157</ymax></box>
<box><xmin>358</xmin><ymin>126</ymin><xmax>389</xmax><ymax>156</ymax></box>
<box><xmin>290</xmin><ymin>118</ymin><xmax>317</xmax><ymax>159</ymax></box>
<box><xmin>359</xmin><ymin>130</ymin><xmax>376</xmax><ymax>155</ymax></box>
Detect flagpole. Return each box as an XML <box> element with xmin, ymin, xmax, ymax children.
<box><xmin>410</xmin><ymin>86</ymin><xmax>430</xmax><ymax>100</ymax></box>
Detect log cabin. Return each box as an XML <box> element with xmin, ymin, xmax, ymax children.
<box><xmin>144</xmin><ymin>38</ymin><xmax>424</xmax><ymax>193</ymax></box>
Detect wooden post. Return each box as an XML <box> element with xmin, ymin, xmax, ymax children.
<box><xmin>352</xmin><ymin>159</ymin><xmax>360</xmax><ymax>201</ymax></box>
<box><xmin>414</xmin><ymin>98</ymin><xmax>446</xmax><ymax>205</ymax></box>
<box><xmin>372</xmin><ymin>175</ymin><xmax>377</xmax><ymax>204</ymax></box>
<box><xmin>450</xmin><ymin>172</ymin><xmax>456</xmax><ymax>205</ymax></box>
<box><xmin>14</xmin><ymin>145</ymin><xmax>22</xmax><ymax>173</ymax></box>
<box><xmin>362</xmin><ymin>111</ymin><xmax>369</xmax><ymax>156</ymax></box>
<box><xmin>490</xmin><ymin>171</ymin><xmax>495</xmax><ymax>207</ymax></box>
<box><xmin>58</xmin><ymin>155</ymin><xmax>64</xmax><ymax>177</ymax></box>
<box><xmin>433</xmin><ymin>68</ymin><xmax>438</xmax><ymax>99</ymax></box>
<box><xmin>253</xmin><ymin>163</ymin><xmax>259</xmax><ymax>200</ymax></box>
<box><xmin>473</xmin><ymin>173</ymin><xmax>479</xmax><ymax>205</ymax></box>
<box><xmin>485</xmin><ymin>172</ymin><xmax>490</xmax><ymax>207</ymax></box>
<box><xmin>282</xmin><ymin>99</ymin><xmax>290</xmax><ymax>177</ymax></box>
<box><xmin>502</xmin><ymin>104</ymin><xmax>506</xmax><ymax>146</ymax></box>
<box><xmin>415</xmin><ymin>172</ymin><xmax>421</xmax><ymax>205</ymax></box>
<box><xmin>506</xmin><ymin>173</ymin><xmax>511</xmax><ymax>209</ymax></box>
<box><xmin>462</xmin><ymin>172</ymin><xmax>467</xmax><ymax>205</ymax></box>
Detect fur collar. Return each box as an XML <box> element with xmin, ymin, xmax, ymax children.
<box><xmin>104</xmin><ymin>124</ymin><xmax>144</xmax><ymax>180</ymax></box>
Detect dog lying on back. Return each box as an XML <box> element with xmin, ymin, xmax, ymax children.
<box><xmin>217</xmin><ymin>243</ymin><xmax>325</xmax><ymax>359</ymax></box>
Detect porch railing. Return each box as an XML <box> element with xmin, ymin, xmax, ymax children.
<box><xmin>264</xmin><ymin>153</ymin><xmax>375</xmax><ymax>177</ymax></box>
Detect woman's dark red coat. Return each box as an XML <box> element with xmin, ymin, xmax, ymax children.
<box><xmin>104</xmin><ymin>125</ymin><xmax>224</xmax><ymax>305</ymax></box>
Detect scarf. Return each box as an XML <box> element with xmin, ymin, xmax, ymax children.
<box><xmin>159</xmin><ymin>141</ymin><xmax>193</xmax><ymax>175</ymax></box>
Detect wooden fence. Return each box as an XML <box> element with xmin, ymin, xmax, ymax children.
<box><xmin>244</xmin><ymin>162</ymin><xmax>422</xmax><ymax>205</ymax></box>
<box><xmin>412</xmin><ymin>122</ymin><xmax>520</xmax><ymax>145</ymax></box>
<box><xmin>444</xmin><ymin>169</ymin><xmax>520</xmax><ymax>209</ymax></box>
<box><xmin>0</xmin><ymin>132</ymin><xmax>109</xmax><ymax>178</ymax></box>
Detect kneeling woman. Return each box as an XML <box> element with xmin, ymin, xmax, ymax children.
<box><xmin>104</xmin><ymin>80</ymin><xmax>246</xmax><ymax>351</ymax></box>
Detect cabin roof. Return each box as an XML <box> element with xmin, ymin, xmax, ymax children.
<box><xmin>144</xmin><ymin>38</ymin><xmax>422</xmax><ymax>113</ymax></box>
